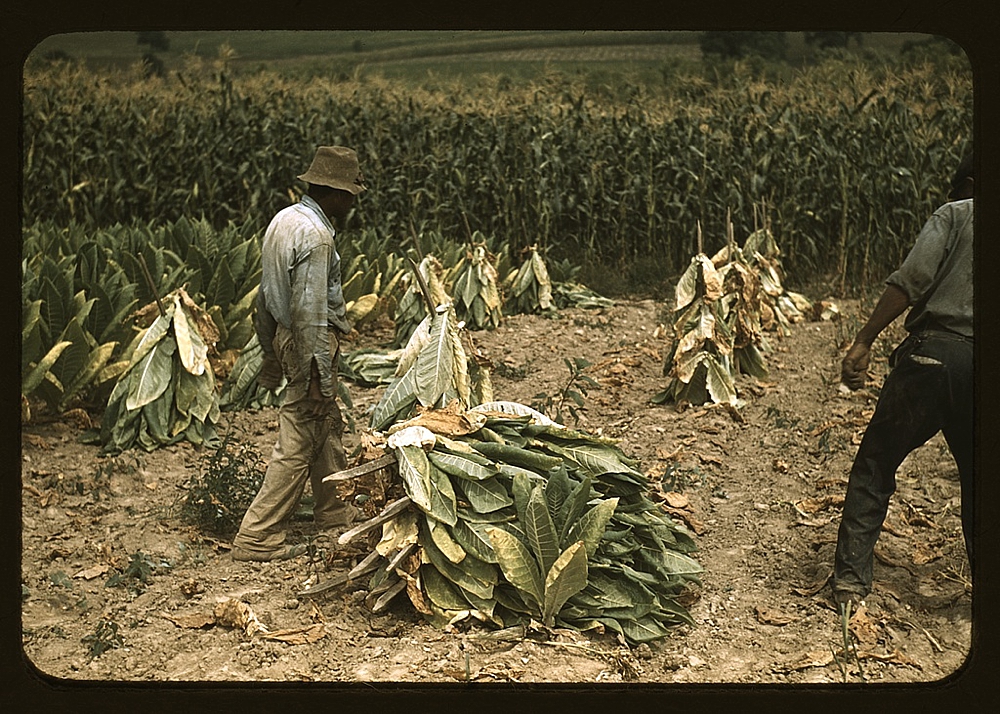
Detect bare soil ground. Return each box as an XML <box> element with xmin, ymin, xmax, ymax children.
<box><xmin>19</xmin><ymin>295</ymin><xmax>972</xmax><ymax>687</ymax></box>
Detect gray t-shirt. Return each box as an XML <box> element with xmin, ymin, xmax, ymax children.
<box><xmin>886</xmin><ymin>198</ymin><xmax>973</xmax><ymax>339</ymax></box>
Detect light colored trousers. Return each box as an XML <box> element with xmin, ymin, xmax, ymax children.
<box><xmin>233</xmin><ymin>325</ymin><xmax>352</xmax><ymax>553</ymax></box>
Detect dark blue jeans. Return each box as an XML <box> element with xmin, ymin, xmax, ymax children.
<box><xmin>832</xmin><ymin>330</ymin><xmax>974</xmax><ymax>597</ymax></box>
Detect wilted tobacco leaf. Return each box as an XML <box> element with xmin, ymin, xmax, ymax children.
<box><xmin>487</xmin><ymin>525</ymin><xmax>543</xmax><ymax>610</ymax></box>
<box><xmin>395</xmin><ymin>445</ymin><xmax>434</xmax><ymax>514</ymax></box>
<box><xmin>541</xmin><ymin>541</ymin><xmax>588</xmax><ymax>627</ymax></box>
<box><xmin>427</xmin><ymin>517</ymin><xmax>466</xmax><ymax>564</ymax></box>
<box><xmin>126</xmin><ymin>335</ymin><xmax>175</xmax><ymax>411</ymax></box>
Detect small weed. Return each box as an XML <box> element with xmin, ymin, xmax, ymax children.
<box><xmin>494</xmin><ymin>360</ymin><xmax>529</xmax><ymax>381</ymax></box>
<box><xmin>49</xmin><ymin>571</ymin><xmax>73</xmax><ymax>589</ymax></box>
<box><xmin>660</xmin><ymin>462</ymin><xmax>706</xmax><ymax>492</ymax></box>
<box><xmin>765</xmin><ymin>406</ymin><xmax>800</xmax><ymax>430</ymax></box>
<box><xmin>106</xmin><ymin>550</ymin><xmax>166</xmax><ymax>593</ymax></box>
<box><xmin>180</xmin><ymin>431</ymin><xmax>265</xmax><ymax>536</ymax></box>
<box><xmin>81</xmin><ymin>619</ymin><xmax>124</xmax><ymax>660</ymax></box>
<box><xmin>531</xmin><ymin>357</ymin><xmax>599</xmax><ymax>426</ymax></box>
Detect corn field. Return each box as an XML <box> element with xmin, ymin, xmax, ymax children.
<box><xmin>23</xmin><ymin>54</ymin><xmax>970</xmax><ymax>291</ymax></box>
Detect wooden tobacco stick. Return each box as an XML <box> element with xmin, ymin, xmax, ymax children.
<box><xmin>348</xmin><ymin>549</ymin><xmax>384</xmax><ymax>579</ymax></box>
<box><xmin>338</xmin><ymin>496</ymin><xmax>413</xmax><ymax>545</ymax></box>
<box><xmin>297</xmin><ymin>572</ymin><xmax>350</xmax><ymax>598</ymax></box>
<box><xmin>372</xmin><ymin>577</ymin><xmax>408</xmax><ymax>613</ymax></box>
<box><xmin>322</xmin><ymin>453</ymin><xmax>397</xmax><ymax>483</ymax></box>
<box><xmin>384</xmin><ymin>542</ymin><xmax>418</xmax><ymax>573</ymax></box>
<box><xmin>296</xmin><ymin>550</ymin><xmax>384</xmax><ymax>597</ymax></box>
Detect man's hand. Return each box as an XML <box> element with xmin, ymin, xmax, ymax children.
<box><xmin>841</xmin><ymin>342</ymin><xmax>871</xmax><ymax>390</ymax></box>
<box><xmin>258</xmin><ymin>354</ymin><xmax>284</xmax><ymax>391</ymax></box>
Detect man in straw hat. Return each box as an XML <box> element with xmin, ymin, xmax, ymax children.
<box><xmin>232</xmin><ymin>146</ymin><xmax>367</xmax><ymax>561</ymax></box>
<box><xmin>831</xmin><ymin>151</ymin><xmax>974</xmax><ymax>609</ymax></box>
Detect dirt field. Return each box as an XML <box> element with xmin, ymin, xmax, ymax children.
<box><xmin>19</xmin><ymin>294</ymin><xmax>973</xmax><ymax>688</ymax></box>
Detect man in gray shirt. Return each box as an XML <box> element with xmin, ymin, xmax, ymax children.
<box><xmin>831</xmin><ymin>152</ymin><xmax>974</xmax><ymax>608</ymax></box>
<box><xmin>232</xmin><ymin>146</ymin><xmax>366</xmax><ymax>561</ymax></box>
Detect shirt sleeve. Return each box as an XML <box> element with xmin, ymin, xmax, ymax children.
<box><xmin>289</xmin><ymin>242</ymin><xmax>336</xmax><ymax>398</ymax></box>
<box><xmin>253</xmin><ymin>288</ymin><xmax>279</xmax><ymax>361</ymax></box>
<box><xmin>885</xmin><ymin>206</ymin><xmax>953</xmax><ymax>304</ymax></box>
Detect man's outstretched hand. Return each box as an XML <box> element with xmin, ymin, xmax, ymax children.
<box><xmin>841</xmin><ymin>342</ymin><xmax>871</xmax><ymax>390</ymax></box>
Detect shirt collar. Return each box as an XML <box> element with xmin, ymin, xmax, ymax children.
<box><xmin>300</xmin><ymin>194</ymin><xmax>335</xmax><ymax>234</ymax></box>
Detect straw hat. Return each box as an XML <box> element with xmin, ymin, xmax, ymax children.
<box><xmin>298</xmin><ymin>146</ymin><xmax>367</xmax><ymax>194</ymax></box>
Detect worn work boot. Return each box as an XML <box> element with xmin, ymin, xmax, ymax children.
<box><xmin>831</xmin><ymin>585</ymin><xmax>866</xmax><ymax>613</ymax></box>
<box><xmin>231</xmin><ymin>544</ymin><xmax>308</xmax><ymax>562</ymax></box>
<box><xmin>316</xmin><ymin>503</ymin><xmax>361</xmax><ymax>531</ymax></box>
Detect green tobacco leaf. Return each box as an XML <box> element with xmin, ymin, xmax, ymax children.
<box><xmin>427</xmin><ymin>449</ymin><xmax>497</xmax><ymax>481</ymax></box>
<box><xmin>541</xmin><ymin>540</ymin><xmax>588</xmax><ymax>627</ymax></box>
<box><xmin>487</xmin><ymin>526</ymin><xmax>542</xmax><ymax>611</ymax></box>
<box><xmin>126</xmin><ymin>335</ymin><xmax>176</xmax><ymax>411</ymax></box>
<box><xmin>421</xmin><ymin>564</ymin><xmax>470</xmax><ymax>611</ymax></box>
<box><xmin>619</xmin><ymin>615</ymin><xmax>671</xmax><ymax>644</ymax></box>
<box><xmin>422</xmin><ymin>521</ymin><xmax>495</xmax><ymax>600</ymax></box>
<box><xmin>558</xmin><ymin>477</ymin><xmax>594</xmax><ymax>545</ymax></box>
<box><xmin>175</xmin><ymin>367</ymin><xmax>216</xmax><ymax>422</ymax></box>
<box><xmin>565</xmin><ymin>498</ymin><xmax>619</xmax><ymax>557</ymax></box>
<box><xmin>370</xmin><ymin>367</ymin><xmax>418</xmax><ymax>431</ymax></box>
<box><xmin>127</xmin><ymin>302</ymin><xmax>175</xmax><ymax>368</ymax></box>
<box><xmin>539</xmin><ymin>440</ymin><xmax>638</xmax><ymax>479</ymax></box>
<box><xmin>21</xmin><ymin>340</ymin><xmax>72</xmax><ymax>395</ymax></box>
<box><xmin>50</xmin><ymin>317</ymin><xmax>90</xmax><ymax>390</ymax></box>
<box><xmin>544</xmin><ymin>466</ymin><xmax>573</xmax><ymax>533</ymax></box>
<box><xmin>524</xmin><ymin>486</ymin><xmax>560</xmax><ymax>576</ymax></box>
<box><xmin>414</xmin><ymin>308</ymin><xmax>454</xmax><ymax>407</ymax></box>
<box><xmin>736</xmin><ymin>344</ymin><xmax>768</xmax><ymax>380</ymax></box>
<box><xmin>59</xmin><ymin>341</ymin><xmax>118</xmax><ymax>410</ymax></box>
<box><xmin>427</xmin><ymin>460</ymin><xmax>459</xmax><ymax>526</ymax></box>
<box><xmin>142</xmin><ymin>377</ymin><xmax>176</xmax><ymax>445</ymax></box>
<box><xmin>455</xmin><ymin>476</ymin><xmax>513</xmax><ymax>514</ymax></box>
<box><xmin>450</xmin><ymin>519</ymin><xmax>497</xmax><ymax>564</ymax></box>
<box><xmin>656</xmin><ymin>550</ymin><xmax>705</xmax><ymax>576</ymax></box>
